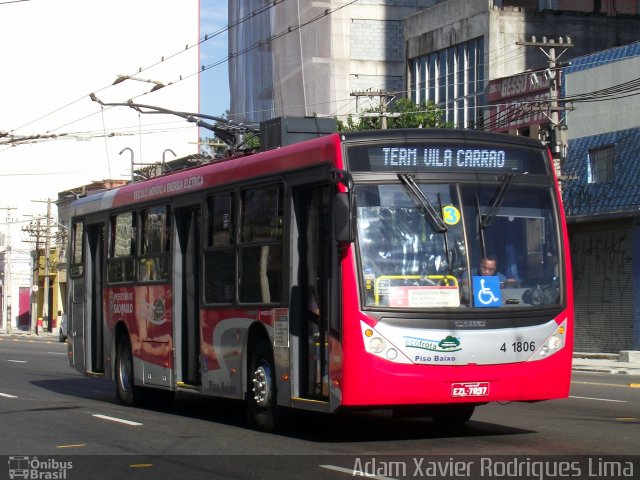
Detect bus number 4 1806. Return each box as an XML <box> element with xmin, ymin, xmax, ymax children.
<box><xmin>500</xmin><ymin>341</ymin><xmax>536</xmax><ymax>353</ymax></box>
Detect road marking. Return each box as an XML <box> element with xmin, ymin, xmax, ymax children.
<box><xmin>130</xmin><ymin>464</ymin><xmax>153</xmax><ymax>468</ymax></box>
<box><xmin>7</xmin><ymin>360</ymin><xmax>27</xmax><ymax>363</ymax></box>
<box><xmin>573</xmin><ymin>380</ymin><xmax>624</xmax><ymax>387</ymax></box>
<box><xmin>0</xmin><ymin>392</ymin><xmax>18</xmax><ymax>398</ymax></box>
<box><xmin>47</xmin><ymin>352</ymin><xmax>67</xmax><ymax>355</ymax></box>
<box><xmin>57</xmin><ymin>444</ymin><xmax>86</xmax><ymax>449</ymax></box>
<box><xmin>319</xmin><ymin>465</ymin><xmax>398</xmax><ymax>480</ymax></box>
<box><xmin>573</xmin><ymin>380</ymin><xmax>640</xmax><ymax>388</ymax></box>
<box><xmin>615</xmin><ymin>417</ymin><xmax>639</xmax><ymax>422</ymax></box>
<box><xmin>570</xmin><ymin>395</ymin><xmax>626</xmax><ymax>403</ymax></box>
<box><xmin>92</xmin><ymin>414</ymin><xmax>143</xmax><ymax>426</ymax></box>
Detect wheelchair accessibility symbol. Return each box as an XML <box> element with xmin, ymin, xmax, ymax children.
<box><xmin>473</xmin><ymin>276</ymin><xmax>502</xmax><ymax>307</ymax></box>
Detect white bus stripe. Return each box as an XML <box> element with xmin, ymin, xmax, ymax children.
<box><xmin>92</xmin><ymin>414</ymin><xmax>143</xmax><ymax>426</ymax></box>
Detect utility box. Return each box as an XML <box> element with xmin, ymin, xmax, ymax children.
<box><xmin>260</xmin><ymin>116</ymin><xmax>337</xmax><ymax>151</ymax></box>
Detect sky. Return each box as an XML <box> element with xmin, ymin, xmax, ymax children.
<box><xmin>200</xmin><ymin>0</ymin><xmax>231</xmax><ymax>118</ymax></box>
<box><xmin>0</xmin><ymin>0</ymin><xmax>229</xmax><ymax>243</ymax></box>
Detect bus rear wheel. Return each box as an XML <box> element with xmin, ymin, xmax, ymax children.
<box><xmin>115</xmin><ymin>336</ymin><xmax>140</xmax><ymax>406</ymax></box>
<box><xmin>247</xmin><ymin>339</ymin><xmax>280</xmax><ymax>432</ymax></box>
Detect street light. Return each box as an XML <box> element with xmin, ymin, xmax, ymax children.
<box><xmin>162</xmin><ymin>148</ymin><xmax>176</xmax><ymax>173</ymax></box>
<box><xmin>119</xmin><ymin>147</ymin><xmax>135</xmax><ymax>182</ymax></box>
<box><xmin>112</xmin><ymin>75</ymin><xmax>166</xmax><ymax>92</ymax></box>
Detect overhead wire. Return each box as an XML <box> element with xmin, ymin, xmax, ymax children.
<box><xmin>4</xmin><ymin>0</ymin><xmax>355</xmax><ymax>145</ymax></box>
<box><xmin>6</xmin><ymin>0</ymin><xmax>289</xmax><ymax>138</ymax></box>
<box><xmin>6</xmin><ymin>2</ymin><xmax>640</xmax><ymax>143</ymax></box>
<box><xmin>0</xmin><ymin>1</ymin><xmax>535</xmax><ymax>141</ymax></box>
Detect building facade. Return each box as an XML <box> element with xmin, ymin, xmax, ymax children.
<box><xmin>405</xmin><ymin>0</ymin><xmax>640</xmax><ymax>129</ymax></box>
<box><xmin>228</xmin><ymin>0</ymin><xmax>433</xmax><ymax>123</ymax></box>
<box><xmin>562</xmin><ymin>42</ymin><xmax>640</xmax><ymax>352</ymax></box>
<box><xmin>228</xmin><ymin>0</ymin><xmax>640</xmax><ymax>129</ymax></box>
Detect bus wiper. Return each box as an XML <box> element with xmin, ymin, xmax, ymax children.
<box><xmin>398</xmin><ymin>173</ymin><xmax>447</xmax><ymax>233</ymax></box>
<box><xmin>481</xmin><ymin>173</ymin><xmax>514</xmax><ymax>229</ymax></box>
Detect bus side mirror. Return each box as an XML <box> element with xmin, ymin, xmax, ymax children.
<box><xmin>334</xmin><ymin>192</ymin><xmax>355</xmax><ymax>244</ymax></box>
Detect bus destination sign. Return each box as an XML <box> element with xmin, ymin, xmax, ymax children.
<box><xmin>348</xmin><ymin>143</ymin><xmax>545</xmax><ymax>174</ymax></box>
<box><xmin>382</xmin><ymin>147</ymin><xmax>507</xmax><ymax>169</ymax></box>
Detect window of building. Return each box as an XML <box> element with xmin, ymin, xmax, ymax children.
<box><xmin>409</xmin><ymin>36</ymin><xmax>485</xmax><ymax>128</ymax></box>
<box><xmin>138</xmin><ymin>206</ymin><xmax>170</xmax><ymax>282</ymax></box>
<box><xmin>107</xmin><ymin>211</ymin><xmax>136</xmax><ymax>284</ymax></box>
<box><xmin>588</xmin><ymin>145</ymin><xmax>615</xmax><ymax>184</ymax></box>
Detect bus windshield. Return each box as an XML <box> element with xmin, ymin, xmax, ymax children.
<box><xmin>356</xmin><ymin>180</ymin><xmax>561</xmax><ymax>309</ymax></box>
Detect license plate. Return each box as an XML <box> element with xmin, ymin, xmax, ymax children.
<box><xmin>451</xmin><ymin>382</ymin><xmax>490</xmax><ymax>397</ymax></box>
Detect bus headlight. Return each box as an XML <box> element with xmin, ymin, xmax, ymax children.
<box><xmin>386</xmin><ymin>348</ymin><xmax>398</xmax><ymax>360</ymax></box>
<box><xmin>548</xmin><ymin>334</ymin><xmax>562</xmax><ymax>351</ymax></box>
<box><xmin>529</xmin><ymin>319</ymin><xmax>567</xmax><ymax>361</ymax></box>
<box><xmin>369</xmin><ymin>337</ymin><xmax>386</xmax><ymax>353</ymax></box>
<box><xmin>360</xmin><ymin>321</ymin><xmax>411</xmax><ymax>363</ymax></box>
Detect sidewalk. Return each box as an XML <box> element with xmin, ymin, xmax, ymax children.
<box><xmin>0</xmin><ymin>330</ymin><xmax>59</xmax><ymax>342</ymax></box>
<box><xmin>572</xmin><ymin>351</ymin><xmax>640</xmax><ymax>375</ymax></box>
<box><xmin>1</xmin><ymin>330</ymin><xmax>639</xmax><ymax>375</ymax></box>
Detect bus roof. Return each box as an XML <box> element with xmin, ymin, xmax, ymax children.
<box><xmin>69</xmin><ymin>132</ymin><xmax>344</xmax><ymax>217</ymax></box>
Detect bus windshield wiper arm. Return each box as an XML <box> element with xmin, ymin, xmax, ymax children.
<box><xmin>481</xmin><ymin>173</ymin><xmax>514</xmax><ymax>229</ymax></box>
<box><xmin>398</xmin><ymin>173</ymin><xmax>448</xmax><ymax>233</ymax></box>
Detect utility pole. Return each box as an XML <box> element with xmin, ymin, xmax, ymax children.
<box><xmin>31</xmin><ymin>198</ymin><xmax>54</xmax><ymax>333</ymax></box>
<box><xmin>43</xmin><ymin>198</ymin><xmax>52</xmax><ymax>332</ymax></box>
<box><xmin>1</xmin><ymin>207</ymin><xmax>17</xmax><ymax>334</ymax></box>
<box><xmin>22</xmin><ymin>217</ymin><xmax>43</xmax><ymax>335</ymax></box>
<box><xmin>350</xmin><ymin>90</ymin><xmax>401</xmax><ymax>129</ymax></box>
<box><xmin>517</xmin><ymin>36</ymin><xmax>574</xmax><ymax>183</ymax></box>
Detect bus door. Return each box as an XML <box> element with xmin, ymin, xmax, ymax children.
<box><xmin>69</xmin><ymin>221</ymin><xmax>86</xmax><ymax>375</ymax></box>
<box><xmin>85</xmin><ymin>223</ymin><xmax>105</xmax><ymax>374</ymax></box>
<box><xmin>174</xmin><ymin>207</ymin><xmax>201</xmax><ymax>387</ymax></box>
<box><xmin>291</xmin><ymin>186</ymin><xmax>331</xmax><ymax>401</ymax></box>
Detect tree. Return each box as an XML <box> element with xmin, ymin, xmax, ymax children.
<box><xmin>338</xmin><ymin>98</ymin><xmax>453</xmax><ymax>131</ymax></box>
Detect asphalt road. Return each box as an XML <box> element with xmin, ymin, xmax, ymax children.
<box><xmin>0</xmin><ymin>337</ymin><xmax>638</xmax><ymax>480</ymax></box>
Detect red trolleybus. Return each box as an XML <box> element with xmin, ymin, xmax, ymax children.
<box><xmin>67</xmin><ymin>128</ymin><xmax>573</xmax><ymax>431</ymax></box>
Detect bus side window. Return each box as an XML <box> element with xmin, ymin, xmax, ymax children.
<box><xmin>138</xmin><ymin>206</ymin><xmax>170</xmax><ymax>282</ymax></box>
<box><xmin>70</xmin><ymin>220</ymin><xmax>84</xmax><ymax>277</ymax></box>
<box><xmin>204</xmin><ymin>192</ymin><xmax>236</xmax><ymax>304</ymax></box>
<box><xmin>107</xmin><ymin>211</ymin><xmax>136</xmax><ymax>284</ymax></box>
<box><xmin>238</xmin><ymin>184</ymin><xmax>283</xmax><ymax>304</ymax></box>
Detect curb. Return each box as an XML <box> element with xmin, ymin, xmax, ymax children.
<box><xmin>572</xmin><ymin>366</ymin><xmax>640</xmax><ymax>375</ymax></box>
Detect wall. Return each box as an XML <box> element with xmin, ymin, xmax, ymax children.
<box><xmin>406</xmin><ymin>1</ymin><xmax>640</xmax><ymax>83</ymax></box>
<box><xmin>564</xmin><ymin>44</ymin><xmax>640</xmax><ymax>139</ymax></box>
<box><xmin>229</xmin><ymin>0</ymin><xmax>426</xmax><ymax>123</ymax></box>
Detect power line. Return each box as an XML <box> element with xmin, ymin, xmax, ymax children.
<box><xmin>7</xmin><ymin>1</ymin><xmax>287</xmax><ymax>137</ymax></box>
<box><xmin>12</xmin><ymin>0</ymin><xmax>357</xmax><ymax>139</ymax></box>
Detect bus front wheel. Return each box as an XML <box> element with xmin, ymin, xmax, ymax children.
<box><xmin>247</xmin><ymin>339</ymin><xmax>280</xmax><ymax>432</ymax></box>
